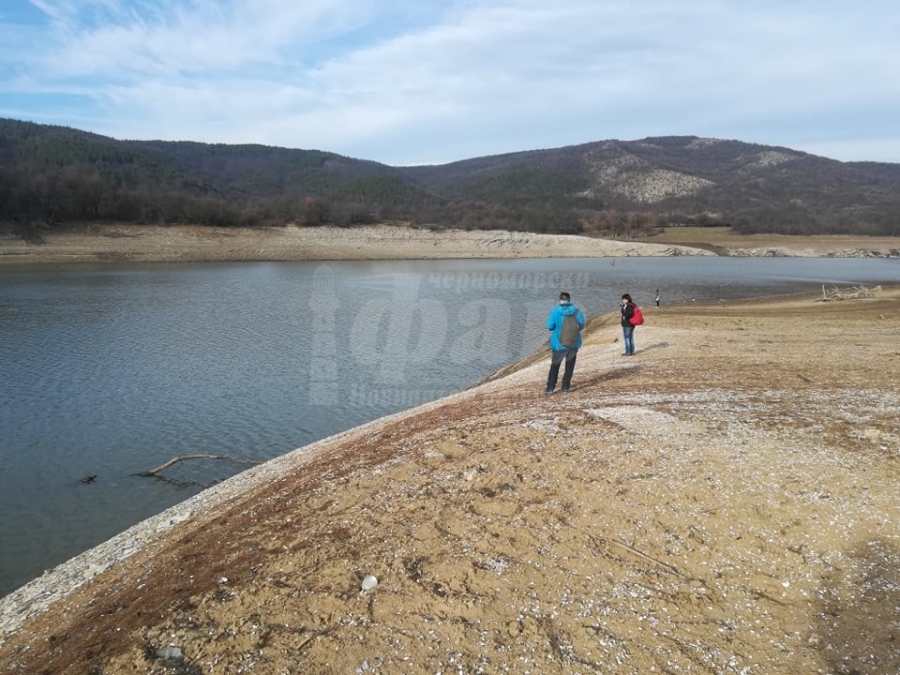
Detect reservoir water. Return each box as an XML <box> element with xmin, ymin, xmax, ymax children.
<box><xmin>1</xmin><ymin>256</ymin><xmax>899</xmax><ymax>597</ymax></box>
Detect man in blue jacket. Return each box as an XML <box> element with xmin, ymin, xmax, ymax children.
<box><xmin>544</xmin><ymin>292</ymin><xmax>585</xmax><ymax>394</ymax></box>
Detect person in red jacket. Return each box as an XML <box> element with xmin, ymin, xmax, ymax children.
<box><xmin>621</xmin><ymin>293</ymin><xmax>636</xmax><ymax>356</ymax></box>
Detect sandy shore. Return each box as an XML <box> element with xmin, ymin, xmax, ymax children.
<box><xmin>639</xmin><ymin>226</ymin><xmax>900</xmax><ymax>258</ymax></box>
<box><xmin>1</xmin><ymin>285</ymin><xmax>898</xmax><ymax>674</ymax></box>
<box><xmin>1</xmin><ymin>223</ymin><xmax>896</xmax><ymax>265</ymax></box>
<box><xmin>0</xmin><ymin>224</ymin><xmax>717</xmax><ymax>265</ymax></box>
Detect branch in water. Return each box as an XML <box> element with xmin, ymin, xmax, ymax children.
<box><xmin>138</xmin><ymin>453</ymin><xmax>261</xmax><ymax>477</ymax></box>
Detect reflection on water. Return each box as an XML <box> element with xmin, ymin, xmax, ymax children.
<box><xmin>1</xmin><ymin>257</ymin><xmax>898</xmax><ymax>596</ymax></box>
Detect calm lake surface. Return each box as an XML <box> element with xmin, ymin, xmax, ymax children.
<box><xmin>2</xmin><ymin>256</ymin><xmax>899</xmax><ymax>597</ymax></box>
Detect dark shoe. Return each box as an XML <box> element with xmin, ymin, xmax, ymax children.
<box><xmin>542</xmin><ymin>388</ymin><xmax>555</xmax><ymax>395</ymax></box>
<box><xmin>560</xmin><ymin>387</ymin><xmax>570</xmax><ymax>393</ymax></box>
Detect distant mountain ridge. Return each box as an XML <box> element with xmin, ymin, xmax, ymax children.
<box><xmin>400</xmin><ymin>136</ymin><xmax>900</xmax><ymax>220</ymax></box>
<box><xmin>1</xmin><ymin>118</ymin><xmax>898</xmax><ymax>236</ymax></box>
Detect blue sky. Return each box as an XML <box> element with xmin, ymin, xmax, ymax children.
<box><xmin>1</xmin><ymin>0</ymin><xmax>898</xmax><ymax>166</ymax></box>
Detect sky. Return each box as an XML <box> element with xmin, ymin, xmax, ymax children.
<box><xmin>1</xmin><ymin>1</ymin><xmax>899</xmax><ymax>166</ymax></box>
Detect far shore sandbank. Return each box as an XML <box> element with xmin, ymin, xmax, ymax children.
<box><xmin>2</xmin><ymin>223</ymin><xmax>897</xmax><ymax>265</ymax></box>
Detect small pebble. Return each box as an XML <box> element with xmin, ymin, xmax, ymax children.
<box><xmin>156</xmin><ymin>645</ymin><xmax>183</xmax><ymax>662</ymax></box>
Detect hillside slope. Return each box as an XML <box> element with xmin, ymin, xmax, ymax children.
<box><xmin>3</xmin><ymin>118</ymin><xmax>900</xmax><ymax>234</ymax></box>
<box><xmin>398</xmin><ymin>136</ymin><xmax>900</xmax><ymax>225</ymax></box>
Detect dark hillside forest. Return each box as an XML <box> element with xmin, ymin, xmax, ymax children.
<box><xmin>2</xmin><ymin>118</ymin><xmax>899</xmax><ymax>238</ymax></box>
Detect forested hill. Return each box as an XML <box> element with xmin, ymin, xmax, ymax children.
<box><xmin>2</xmin><ymin>117</ymin><xmax>899</xmax><ymax>237</ymax></box>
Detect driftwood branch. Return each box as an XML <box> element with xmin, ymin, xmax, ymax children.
<box><xmin>139</xmin><ymin>453</ymin><xmax>261</xmax><ymax>477</ymax></box>
<box><xmin>592</xmin><ymin>534</ymin><xmax>692</xmax><ymax>580</ymax></box>
<box><xmin>819</xmin><ymin>284</ymin><xmax>881</xmax><ymax>302</ymax></box>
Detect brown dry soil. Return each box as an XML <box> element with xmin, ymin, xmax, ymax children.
<box><xmin>2</xmin><ymin>223</ymin><xmax>897</xmax><ymax>264</ymax></box>
<box><xmin>1</xmin><ymin>289</ymin><xmax>899</xmax><ymax>675</ymax></box>
<box><xmin>638</xmin><ymin>226</ymin><xmax>900</xmax><ymax>258</ymax></box>
<box><xmin>0</xmin><ymin>223</ymin><xmax>711</xmax><ymax>264</ymax></box>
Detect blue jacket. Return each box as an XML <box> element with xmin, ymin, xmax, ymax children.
<box><xmin>546</xmin><ymin>302</ymin><xmax>585</xmax><ymax>351</ymax></box>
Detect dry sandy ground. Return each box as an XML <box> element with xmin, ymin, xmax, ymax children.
<box><xmin>0</xmin><ymin>224</ymin><xmax>716</xmax><ymax>264</ymax></box>
<box><xmin>1</xmin><ymin>286</ymin><xmax>897</xmax><ymax>675</ymax></box>
<box><xmin>0</xmin><ymin>223</ymin><xmax>896</xmax><ymax>265</ymax></box>
<box><xmin>639</xmin><ymin>226</ymin><xmax>900</xmax><ymax>258</ymax></box>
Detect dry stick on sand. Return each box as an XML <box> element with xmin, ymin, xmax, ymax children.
<box><xmin>592</xmin><ymin>534</ymin><xmax>696</xmax><ymax>582</ymax></box>
<box><xmin>819</xmin><ymin>284</ymin><xmax>881</xmax><ymax>301</ymax></box>
<box><xmin>139</xmin><ymin>454</ymin><xmax>261</xmax><ymax>477</ymax></box>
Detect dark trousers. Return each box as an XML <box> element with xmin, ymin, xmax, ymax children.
<box><xmin>547</xmin><ymin>349</ymin><xmax>577</xmax><ymax>390</ymax></box>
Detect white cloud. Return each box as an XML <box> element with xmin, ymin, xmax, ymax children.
<box><xmin>2</xmin><ymin>0</ymin><xmax>900</xmax><ymax>164</ymax></box>
<box><xmin>30</xmin><ymin>0</ymin><xmax>376</xmax><ymax>76</ymax></box>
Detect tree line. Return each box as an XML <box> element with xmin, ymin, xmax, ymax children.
<box><xmin>0</xmin><ymin>162</ymin><xmax>586</xmax><ymax>236</ymax></box>
<box><xmin>6</xmin><ymin>160</ymin><xmax>897</xmax><ymax>241</ymax></box>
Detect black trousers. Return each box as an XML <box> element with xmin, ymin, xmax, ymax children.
<box><xmin>546</xmin><ymin>349</ymin><xmax>577</xmax><ymax>390</ymax></box>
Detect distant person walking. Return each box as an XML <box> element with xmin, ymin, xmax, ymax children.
<box><xmin>544</xmin><ymin>292</ymin><xmax>585</xmax><ymax>394</ymax></box>
<box><xmin>621</xmin><ymin>293</ymin><xmax>637</xmax><ymax>356</ymax></box>
<box><xmin>655</xmin><ymin>289</ymin><xmax>661</xmax><ymax>307</ymax></box>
